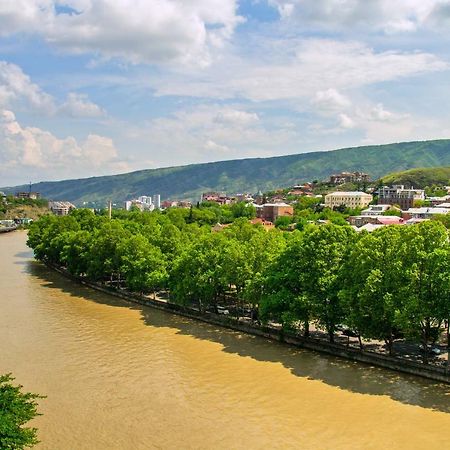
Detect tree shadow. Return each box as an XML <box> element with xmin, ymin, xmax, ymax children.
<box><xmin>27</xmin><ymin>259</ymin><xmax>450</xmax><ymax>414</ymax></box>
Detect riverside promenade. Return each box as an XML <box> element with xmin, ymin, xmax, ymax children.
<box><xmin>46</xmin><ymin>261</ymin><xmax>450</xmax><ymax>385</ymax></box>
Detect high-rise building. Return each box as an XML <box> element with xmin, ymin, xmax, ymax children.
<box><xmin>153</xmin><ymin>194</ymin><xmax>161</xmax><ymax>209</ymax></box>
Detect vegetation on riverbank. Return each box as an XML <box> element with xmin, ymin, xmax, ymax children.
<box><xmin>0</xmin><ymin>197</ymin><xmax>49</xmax><ymax>221</ymax></box>
<box><xmin>0</xmin><ymin>373</ymin><xmax>44</xmax><ymax>449</ymax></box>
<box><xmin>27</xmin><ymin>206</ymin><xmax>450</xmax><ymax>363</ymax></box>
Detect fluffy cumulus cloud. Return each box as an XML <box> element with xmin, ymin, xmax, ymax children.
<box><xmin>0</xmin><ymin>61</ymin><xmax>55</xmax><ymax>113</ymax></box>
<box><xmin>0</xmin><ymin>61</ymin><xmax>105</xmax><ymax>119</ymax></box>
<box><xmin>58</xmin><ymin>93</ymin><xmax>105</xmax><ymax>117</ymax></box>
<box><xmin>0</xmin><ymin>109</ymin><xmax>127</xmax><ymax>183</ymax></box>
<box><xmin>0</xmin><ymin>0</ymin><xmax>243</xmax><ymax>66</ymax></box>
<box><xmin>268</xmin><ymin>0</ymin><xmax>448</xmax><ymax>33</ymax></box>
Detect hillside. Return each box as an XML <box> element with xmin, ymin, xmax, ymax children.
<box><xmin>381</xmin><ymin>166</ymin><xmax>450</xmax><ymax>188</ymax></box>
<box><xmin>0</xmin><ymin>198</ymin><xmax>49</xmax><ymax>220</ymax></box>
<box><xmin>3</xmin><ymin>139</ymin><xmax>450</xmax><ymax>205</ymax></box>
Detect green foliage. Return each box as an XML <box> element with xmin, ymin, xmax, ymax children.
<box><xmin>381</xmin><ymin>166</ymin><xmax>450</xmax><ymax>189</ymax></box>
<box><xmin>6</xmin><ymin>140</ymin><xmax>450</xmax><ymax>204</ymax></box>
<box><xmin>0</xmin><ymin>374</ymin><xmax>44</xmax><ymax>449</ymax></box>
<box><xmin>26</xmin><ymin>204</ymin><xmax>450</xmax><ymax>362</ymax></box>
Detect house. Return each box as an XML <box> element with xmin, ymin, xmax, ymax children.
<box><xmin>48</xmin><ymin>201</ymin><xmax>76</xmax><ymax>216</ymax></box>
<box><xmin>348</xmin><ymin>215</ymin><xmax>404</xmax><ymax>227</ymax></box>
<box><xmin>378</xmin><ymin>185</ymin><xmax>425</xmax><ymax>210</ymax></box>
<box><xmin>15</xmin><ymin>192</ymin><xmax>41</xmax><ymax>200</ymax></box>
<box><xmin>402</xmin><ymin>207</ymin><xmax>450</xmax><ymax>220</ymax></box>
<box><xmin>324</xmin><ymin>192</ymin><xmax>373</xmax><ymax>210</ymax></box>
<box><xmin>202</xmin><ymin>192</ymin><xmax>234</xmax><ymax>205</ymax></box>
<box><xmin>249</xmin><ymin>218</ymin><xmax>275</xmax><ymax>230</ymax></box>
<box><xmin>329</xmin><ymin>171</ymin><xmax>370</xmax><ymax>185</ymax></box>
<box><xmin>361</xmin><ymin>204</ymin><xmax>398</xmax><ymax>216</ymax></box>
<box><xmin>257</xmin><ymin>203</ymin><xmax>294</xmax><ymax>222</ymax></box>
<box><xmin>352</xmin><ymin>223</ymin><xmax>386</xmax><ymax>233</ymax></box>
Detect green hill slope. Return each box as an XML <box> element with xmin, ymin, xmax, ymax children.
<box><xmin>381</xmin><ymin>166</ymin><xmax>450</xmax><ymax>188</ymax></box>
<box><xmin>4</xmin><ymin>139</ymin><xmax>450</xmax><ymax>204</ymax></box>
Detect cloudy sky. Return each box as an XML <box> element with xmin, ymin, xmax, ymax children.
<box><xmin>1</xmin><ymin>0</ymin><xmax>450</xmax><ymax>186</ymax></box>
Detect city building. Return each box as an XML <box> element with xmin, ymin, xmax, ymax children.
<box><xmin>324</xmin><ymin>192</ymin><xmax>373</xmax><ymax>210</ymax></box>
<box><xmin>124</xmin><ymin>194</ymin><xmax>161</xmax><ymax>211</ymax></box>
<box><xmin>48</xmin><ymin>201</ymin><xmax>76</xmax><ymax>216</ymax></box>
<box><xmin>402</xmin><ymin>207</ymin><xmax>450</xmax><ymax>220</ymax></box>
<box><xmin>360</xmin><ymin>204</ymin><xmax>398</xmax><ymax>216</ymax></box>
<box><xmin>378</xmin><ymin>185</ymin><xmax>425</xmax><ymax>210</ymax></box>
<box><xmin>15</xmin><ymin>191</ymin><xmax>41</xmax><ymax>200</ymax></box>
<box><xmin>153</xmin><ymin>194</ymin><xmax>161</xmax><ymax>209</ymax></box>
<box><xmin>257</xmin><ymin>203</ymin><xmax>294</xmax><ymax>222</ymax></box>
<box><xmin>348</xmin><ymin>215</ymin><xmax>404</xmax><ymax>227</ymax></box>
<box><xmin>201</xmin><ymin>192</ymin><xmax>234</xmax><ymax>205</ymax></box>
<box><xmin>329</xmin><ymin>172</ymin><xmax>370</xmax><ymax>185</ymax></box>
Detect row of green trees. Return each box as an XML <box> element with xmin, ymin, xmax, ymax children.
<box><xmin>27</xmin><ymin>208</ymin><xmax>450</xmax><ymax>362</ymax></box>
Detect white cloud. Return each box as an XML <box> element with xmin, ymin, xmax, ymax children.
<box><xmin>0</xmin><ymin>0</ymin><xmax>243</xmax><ymax>66</ymax></box>
<box><xmin>367</xmin><ymin>103</ymin><xmax>408</xmax><ymax>122</ymax></box>
<box><xmin>312</xmin><ymin>88</ymin><xmax>351</xmax><ymax>113</ymax></box>
<box><xmin>0</xmin><ymin>109</ymin><xmax>127</xmax><ymax>183</ymax></box>
<box><xmin>268</xmin><ymin>0</ymin><xmax>443</xmax><ymax>34</ymax></box>
<box><xmin>153</xmin><ymin>39</ymin><xmax>448</xmax><ymax>101</ymax></box>
<box><xmin>338</xmin><ymin>113</ymin><xmax>355</xmax><ymax>129</ymax></box>
<box><xmin>213</xmin><ymin>109</ymin><xmax>259</xmax><ymax>125</ymax></box>
<box><xmin>0</xmin><ymin>61</ymin><xmax>55</xmax><ymax>113</ymax></box>
<box><xmin>124</xmin><ymin>105</ymin><xmax>298</xmax><ymax>166</ymax></box>
<box><xmin>59</xmin><ymin>93</ymin><xmax>105</xmax><ymax>118</ymax></box>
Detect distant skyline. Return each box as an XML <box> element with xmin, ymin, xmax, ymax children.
<box><xmin>1</xmin><ymin>0</ymin><xmax>450</xmax><ymax>186</ymax></box>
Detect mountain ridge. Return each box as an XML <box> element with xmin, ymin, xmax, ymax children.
<box><xmin>4</xmin><ymin>139</ymin><xmax>450</xmax><ymax>204</ymax></box>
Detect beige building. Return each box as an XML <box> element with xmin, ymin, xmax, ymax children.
<box><xmin>325</xmin><ymin>191</ymin><xmax>373</xmax><ymax>210</ymax></box>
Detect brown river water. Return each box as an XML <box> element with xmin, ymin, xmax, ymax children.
<box><xmin>2</xmin><ymin>231</ymin><xmax>450</xmax><ymax>449</ymax></box>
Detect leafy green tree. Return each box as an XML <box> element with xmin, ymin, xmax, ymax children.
<box><xmin>261</xmin><ymin>232</ymin><xmax>311</xmax><ymax>334</ymax></box>
<box><xmin>86</xmin><ymin>221</ymin><xmax>130</xmax><ymax>282</ymax></box>
<box><xmin>0</xmin><ymin>374</ymin><xmax>44</xmax><ymax>449</ymax></box>
<box><xmin>169</xmin><ymin>233</ymin><xmax>228</xmax><ymax>312</ymax></box>
<box><xmin>301</xmin><ymin>224</ymin><xmax>356</xmax><ymax>342</ymax></box>
<box><xmin>118</xmin><ymin>235</ymin><xmax>167</xmax><ymax>295</ymax></box>
<box><xmin>59</xmin><ymin>230</ymin><xmax>92</xmax><ymax>276</ymax></box>
<box><xmin>400</xmin><ymin>221</ymin><xmax>450</xmax><ymax>362</ymax></box>
<box><xmin>230</xmin><ymin>202</ymin><xmax>256</xmax><ymax>220</ymax></box>
<box><xmin>341</xmin><ymin>226</ymin><xmax>407</xmax><ymax>353</ymax></box>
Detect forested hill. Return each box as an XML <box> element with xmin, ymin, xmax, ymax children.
<box><xmin>4</xmin><ymin>139</ymin><xmax>450</xmax><ymax>204</ymax></box>
<box><xmin>381</xmin><ymin>166</ymin><xmax>450</xmax><ymax>188</ymax></box>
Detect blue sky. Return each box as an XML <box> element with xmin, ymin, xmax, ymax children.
<box><xmin>1</xmin><ymin>0</ymin><xmax>450</xmax><ymax>186</ymax></box>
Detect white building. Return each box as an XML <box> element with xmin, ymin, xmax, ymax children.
<box><xmin>153</xmin><ymin>194</ymin><xmax>161</xmax><ymax>209</ymax></box>
<box><xmin>48</xmin><ymin>201</ymin><xmax>76</xmax><ymax>216</ymax></box>
<box><xmin>361</xmin><ymin>204</ymin><xmax>394</xmax><ymax>216</ymax></box>
<box><xmin>405</xmin><ymin>207</ymin><xmax>450</xmax><ymax>219</ymax></box>
<box><xmin>325</xmin><ymin>191</ymin><xmax>373</xmax><ymax>210</ymax></box>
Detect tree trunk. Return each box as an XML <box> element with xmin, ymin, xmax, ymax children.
<box><xmin>358</xmin><ymin>334</ymin><xmax>363</xmax><ymax>350</ymax></box>
<box><xmin>422</xmin><ymin>329</ymin><xmax>429</xmax><ymax>365</ymax></box>
<box><xmin>303</xmin><ymin>319</ymin><xmax>310</xmax><ymax>338</ymax></box>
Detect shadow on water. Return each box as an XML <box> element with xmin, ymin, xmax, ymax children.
<box><xmin>25</xmin><ymin>257</ymin><xmax>450</xmax><ymax>414</ymax></box>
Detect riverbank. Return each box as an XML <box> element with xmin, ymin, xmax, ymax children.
<box><xmin>46</xmin><ymin>261</ymin><xmax>450</xmax><ymax>385</ymax></box>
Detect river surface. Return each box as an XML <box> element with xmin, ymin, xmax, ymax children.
<box><xmin>2</xmin><ymin>232</ymin><xmax>450</xmax><ymax>449</ymax></box>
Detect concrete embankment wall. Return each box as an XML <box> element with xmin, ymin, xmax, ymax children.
<box><xmin>48</xmin><ymin>263</ymin><xmax>450</xmax><ymax>385</ymax></box>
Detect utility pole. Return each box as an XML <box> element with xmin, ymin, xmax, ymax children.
<box><xmin>108</xmin><ymin>200</ymin><xmax>112</xmax><ymax>220</ymax></box>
